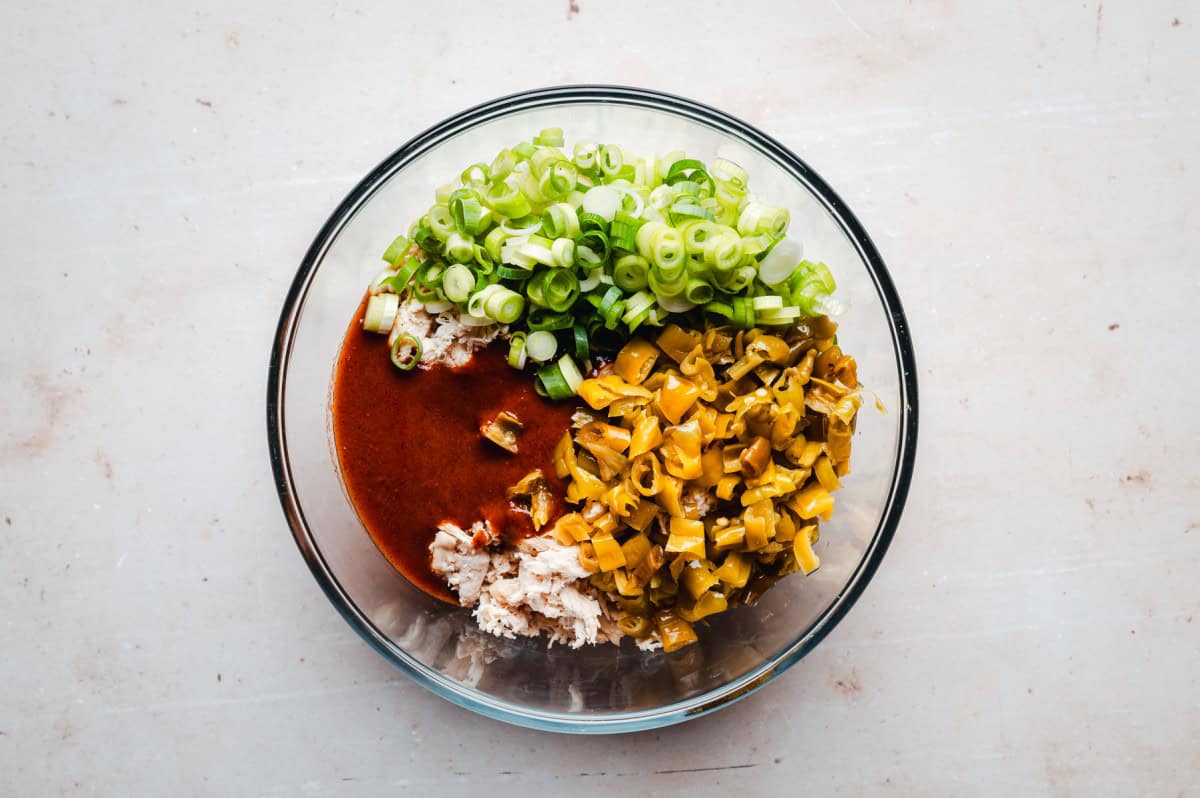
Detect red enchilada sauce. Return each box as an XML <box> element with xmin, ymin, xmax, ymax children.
<box><xmin>330</xmin><ymin>300</ymin><xmax>577</xmax><ymax>603</ymax></box>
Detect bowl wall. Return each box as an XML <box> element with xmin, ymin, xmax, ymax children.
<box><xmin>269</xmin><ymin>86</ymin><xmax>917</xmax><ymax>732</ymax></box>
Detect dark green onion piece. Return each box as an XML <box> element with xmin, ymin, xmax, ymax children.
<box><xmin>578</xmin><ymin>229</ymin><xmax>610</xmax><ymax>262</ymax></box>
<box><xmin>497</xmin><ymin>264</ymin><xmax>533</xmax><ymax>280</ymax></box>
<box><xmin>573</xmin><ymin>323</ymin><xmax>590</xmax><ymax>362</ymax></box>
<box><xmin>527</xmin><ymin>308</ymin><xmax>574</xmax><ymax>331</ymax></box>
<box><xmin>535</xmin><ymin>361</ymin><xmax>574</xmax><ymax>400</ymax></box>
<box><xmin>412</xmin><ymin>218</ymin><xmax>439</xmax><ymax>253</ymax></box>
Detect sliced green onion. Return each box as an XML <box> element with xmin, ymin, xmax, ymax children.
<box><xmin>737</xmin><ymin>201</ymin><xmax>790</xmax><ymax>238</ymax></box>
<box><xmin>483</xmin><ymin>226</ymin><xmax>507</xmax><ymax>263</ymax></box>
<box><xmin>517</xmin><ymin>241</ymin><xmax>557</xmax><ymax>267</ymax></box>
<box><xmin>572</xmin><ymin>323</ymin><xmax>590</xmax><ymax>361</ymax></box>
<box><xmin>497</xmin><ymin>264</ymin><xmax>532</xmax><ymax>281</ymax></box>
<box><xmin>490</xmin><ymin>149</ymin><xmax>517</xmax><ymax>180</ymax></box>
<box><xmin>684</xmin><ymin>278</ymin><xmax>715</xmax><ymax>305</ymax></box>
<box><xmin>599</xmin><ymin>145</ymin><xmax>624</xmax><ymax>177</ymax></box>
<box><xmin>551</xmin><ymin>238</ymin><xmax>575</xmax><ymax>268</ymax></box>
<box><xmin>635</xmin><ymin>222</ymin><xmax>685</xmax><ymax>273</ymax></box>
<box><xmin>534</xmin><ymin>127</ymin><xmax>564</xmax><ymax>147</ymax></box>
<box><xmin>383</xmin><ymin>255</ymin><xmax>420</xmax><ymax>294</ymax></box>
<box><xmin>710</xmin><ymin>158</ymin><xmax>749</xmax><ymax>192</ymax></box>
<box><xmin>594</xmin><ymin>285</ymin><xmax>626</xmax><ymax>330</ymax></box>
<box><xmin>411</xmin><ymin>217</ymin><xmax>439</xmax><ymax>253</ymax></box>
<box><xmin>484</xmin><ymin>181</ymin><xmax>531</xmax><ymax>218</ymax></box>
<box><xmin>416</xmin><ymin>260</ymin><xmax>447</xmax><ymax>289</ymax></box>
<box><xmin>540</xmin><ymin>160</ymin><xmax>577</xmax><ymax>199</ymax></box>
<box><xmin>719</xmin><ymin>265</ymin><xmax>757</xmax><ymax>294</ymax></box>
<box><xmin>704</xmin><ymin>234</ymin><xmax>743</xmax><ymax>272</ymax></box>
<box><xmin>366</xmin><ymin>131</ymin><xmax>845</xmax><ymax>396</ymax></box>
<box><xmin>468</xmin><ymin>284</ymin><xmax>503</xmax><ymax>317</ymax></box>
<box><xmin>787</xmin><ymin>260</ymin><xmax>839</xmax><ymax>316</ymax></box>
<box><xmin>648</xmin><ymin>185</ymin><xmax>676</xmax><ymax>210</ymax></box>
<box><xmin>461</xmin><ymin>163</ymin><xmax>489</xmax><ymax>187</ymax></box>
<box><xmin>655</xmin><ymin>292</ymin><xmax>697</xmax><ymax>313</ymax></box>
<box><xmin>757</xmin><ymin>238</ymin><xmax>803</xmax><ymax>285</ymax></box>
<box><xmin>557</xmin><ymin>354</ymin><xmax>583</xmax><ymax>392</ymax></box>
<box><xmin>731</xmin><ymin>296</ymin><xmax>756</xmax><ymax>328</ymax></box>
<box><xmin>527</xmin><ymin>308</ymin><xmax>574</xmax><ymax>331</ymax></box>
<box><xmin>669</xmin><ymin>199</ymin><xmax>712</xmax><ymax>225</ymax></box>
<box><xmin>363</xmin><ymin>293</ymin><xmax>399</xmax><ymax>333</ymax></box>
<box><xmin>578</xmin><ymin>211</ymin><xmax>609</xmax><ymax>233</ymax></box>
<box><xmin>739</xmin><ymin>234</ymin><xmax>772</xmax><ymax>258</ymax></box>
<box><xmin>578</xmin><ymin>228</ymin><xmax>610</xmax><ymax>264</ymax></box>
<box><xmin>542</xmin><ymin>202</ymin><xmax>583</xmax><ymax>239</ymax></box>
<box><xmin>620</xmin><ymin>290</ymin><xmax>656</xmax><ymax>325</ymax></box>
<box><xmin>381</xmin><ymin>235</ymin><xmax>411</xmax><ymax>265</ymax></box>
<box><xmin>445</xmin><ymin>231</ymin><xmax>475</xmax><ymax>263</ymax></box>
<box><xmin>525</xmin><ymin>330</ymin><xmax>558</xmax><ymax>363</ymax></box>
<box><xmin>429</xmin><ymin>205</ymin><xmax>455</xmax><ymax>240</ymax></box>
<box><xmin>390</xmin><ymin>333</ymin><xmax>422</xmax><ymax>370</ymax></box>
<box><xmin>613</xmin><ymin>254</ymin><xmax>649</xmax><ymax>292</ymax></box>
<box><xmin>371</xmin><ymin>268</ymin><xmax>396</xmax><ymax>293</ymax></box>
<box><xmin>647</xmin><ymin>267</ymin><xmax>688</xmax><ymax>298</ymax></box>
<box><xmin>609</xmin><ymin>214</ymin><xmax>641</xmax><ymax>253</ymax></box>
<box><xmin>473</xmin><ymin>244</ymin><xmax>495</xmax><ymax>274</ymax></box>
<box><xmin>573</xmin><ymin>141</ymin><xmax>598</xmax><ymax>170</ymax></box>
<box><xmin>448</xmin><ymin>189</ymin><xmax>484</xmax><ymax>235</ymax></box>
<box><xmin>500</xmin><ymin>216</ymin><xmax>545</xmax><ymax>236</ymax></box>
<box><xmin>756</xmin><ymin>305</ymin><xmax>802</xmax><ymax>325</ymax></box>
<box><xmin>534</xmin><ymin>355</ymin><xmax>582</xmax><ymax>400</ymax></box>
<box><xmin>539</xmin><ymin>268</ymin><xmax>580</xmax><ymax>312</ymax></box>
<box><xmin>484</xmin><ymin>286</ymin><xmax>525</xmax><ymax>323</ymax></box>
<box><xmin>442</xmin><ymin>264</ymin><xmax>476</xmax><ymax>303</ymax></box>
<box><xmin>581</xmin><ymin>185</ymin><xmax>621</xmax><ymax>221</ymax></box>
<box><xmin>507</xmin><ymin>332</ymin><xmax>528</xmax><ymax>369</ymax></box>
<box><xmin>578</xmin><ymin>267</ymin><xmax>603</xmax><ymax>291</ymax></box>
<box><xmin>411</xmin><ymin>281</ymin><xmax>441</xmax><ymax>303</ymax></box>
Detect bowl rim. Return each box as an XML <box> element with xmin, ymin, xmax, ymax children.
<box><xmin>267</xmin><ymin>84</ymin><xmax>919</xmax><ymax>734</ymax></box>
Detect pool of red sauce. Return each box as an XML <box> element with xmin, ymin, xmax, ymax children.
<box><xmin>331</xmin><ymin>297</ymin><xmax>577</xmax><ymax>603</ymax></box>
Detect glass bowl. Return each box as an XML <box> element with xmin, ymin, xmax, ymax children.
<box><xmin>267</xmin><ymin>85</ymin><xmax>918</xmax><ymax>733</ymax></box>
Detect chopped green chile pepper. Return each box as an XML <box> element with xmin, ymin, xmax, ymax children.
<box><xmin>390</xmin><ymin>334</ymin><xmax>422</xmax><ymax>371</ymax></box>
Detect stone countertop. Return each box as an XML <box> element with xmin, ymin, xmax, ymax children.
<box><xmin>1</xmin><ymin>1</ymin><xmax>1196</xmax><ymax>795</ymax></box>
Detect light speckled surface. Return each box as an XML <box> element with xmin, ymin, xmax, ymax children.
<box><xmin>2</xmin><ymin>1</ymin><xmax>1197</xmax><ymax>795</ymax></box>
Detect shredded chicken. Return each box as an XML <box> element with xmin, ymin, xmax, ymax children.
<box><xmin>388</xmin><ymin>299</ymin><xmax>502</xmax><ymax>369</ymax></box>
<box><xmin>430</xmin><ymin>522</ymin><xmax>631</xmax><ymax>649</ymax></box>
